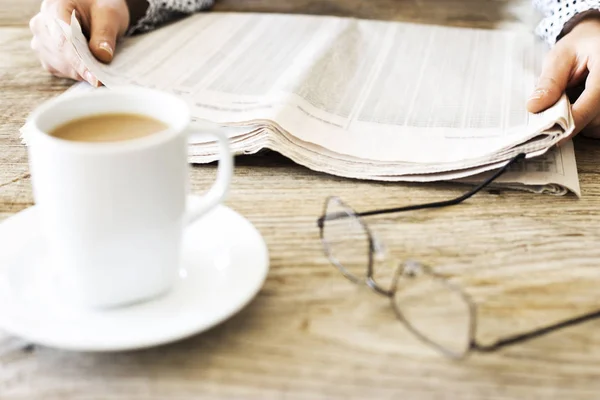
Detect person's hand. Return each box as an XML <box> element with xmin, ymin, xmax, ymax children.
<box><xmin>29</xmin><ymin>0</ymin><xmax>130</xmax><ymax>86</ymax></box>
<box><xmin>527</xmin><ymin>16</ymin><xmax>600</xmax><ymax>139</ymax></box>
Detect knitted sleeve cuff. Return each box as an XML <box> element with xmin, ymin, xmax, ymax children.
<box><xmin>535</xmin><ymin>0</ymin><xmax>600</xmax><ymax>45</ymax></box>
<box><xmin>127</xmin><ymin>0</ymin><xmax>215</xmax><ymax>35</ymax></box>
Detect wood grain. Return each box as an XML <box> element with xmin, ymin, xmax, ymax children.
<box><xmin>213</xmin><ymin>0</ymin><xmax>533</xmax><ymax>29</ymax></box>
<box><xmin>2</xmin><ymin>1</ymin><xmax>600</xmax><ymax>399</ymax></box>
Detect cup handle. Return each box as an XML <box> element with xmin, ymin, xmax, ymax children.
<box><xmin>185</xmin><ymin>128</ymin><xmax>233</xmax><ymax>225</ymax></box>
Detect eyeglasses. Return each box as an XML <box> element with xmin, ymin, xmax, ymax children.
<box><xmin>317</xmin><ymin>154</ymin><xmax>600</xmax><ymax>359</ymax></box>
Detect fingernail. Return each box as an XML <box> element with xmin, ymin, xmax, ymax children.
<box><xmin>98</xmin><ymin>41</ymin><xmax>113</xmax><ymax>57</ymax></box>
<box><xmin>84</xmin><ymin>70</ymin><xmax>97</xmax><ymax>86</ymax></box>
<box><xmin>528</xmin><ymin>88</ymin><xmax>547</xmax><ymax>101</ymax></box>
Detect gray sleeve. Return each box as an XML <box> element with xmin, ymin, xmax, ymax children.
<box><xmin>533</xmin><ymin>0</ymin><xmax>600</xmax><ymax>45</ymax></box>
<box><xmin>127</xmin><ymin>0</ymin><xmax>215</xmax><ymax>35</ymax></box>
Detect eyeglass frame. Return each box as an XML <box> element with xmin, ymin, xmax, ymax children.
<box><xmin>317</xmin><ymin>153</ymin><xmax>600</xmax><ymax>359</ymax></box>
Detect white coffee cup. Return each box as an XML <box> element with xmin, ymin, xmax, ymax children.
<box><xmin>26</xmin><ymin>86</ymin><xmax>233</xmax><ymax>309</ymax></box>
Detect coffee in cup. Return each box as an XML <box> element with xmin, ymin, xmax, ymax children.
<box><xmin>49</xmin><ymin>113</ymin><xmax>168</xmax><ymax>143</ymax></box>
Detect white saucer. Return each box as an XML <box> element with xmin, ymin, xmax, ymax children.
<box><xmin>0</xmin><ymin>205</ymin><xmax>269</xmax><ymax>352</ymax></box>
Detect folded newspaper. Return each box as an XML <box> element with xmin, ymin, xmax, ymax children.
<box><xmin>24</xmin><ymin>11</ymin><xmax>582</xmax><ymax>195</ymax></box>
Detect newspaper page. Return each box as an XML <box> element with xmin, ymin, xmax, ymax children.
<box><xmin>19</xmin><ymin>80</ymin><xmax>581</xmax><ymax>196</ymax></box>
<box><xmin>53</xmin><ymin>12</ymin><xmax>580</xmax><ymax>195</ymax></box>
<box><xmin>458</xmin><ymin>141</ymin><xmax>580</xmax><ymax>196</ymax></box>
<box><xmin>65</xmin><ymin>12</ymin><xmax>573</xmax><ymax>163</ymax></box>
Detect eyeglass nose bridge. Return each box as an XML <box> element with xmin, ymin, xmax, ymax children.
<box><xmin>369</xmin><ymin>234</ymin><xmax>428</xmax><ymax>297</ymax></box>
<box><xmin>402</xmin><ymin>259</ymin><xmax>425</xmax><ymax>277</ymax></box>
<box><xmin>366</xmin><ymin>258</ymin><xmax>420</xmax><ymax>299</ymax></box>
<box><xmin>375</xmin><ymin>259</ymin><xmax>430</xmax><ymax>296</ymax></box>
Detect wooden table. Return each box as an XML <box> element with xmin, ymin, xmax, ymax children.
<box><xmin>3</xmin><ymin>0</ymin><xmax>600</xmax><ymax>398</ymax></box>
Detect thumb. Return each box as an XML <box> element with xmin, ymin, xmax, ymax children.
<box><xmin>88</xmin><ymin>4</ymin><xmax>124</xmax><ymax>63</ymax></box>
<box><xmin>527</xmin><ymin>46</ymin><xmax>573</xmax><ymax>114</ymax></box>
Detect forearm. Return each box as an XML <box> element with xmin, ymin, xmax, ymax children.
<box><xmin>533</xmin><ymin>0</ymin><xmax>600</xmax><ymax>45</ymax></box>
<box><xmin>126</xmin><ymin>0</ymin><xmax>215</xmax><ymax>35</ymax></box>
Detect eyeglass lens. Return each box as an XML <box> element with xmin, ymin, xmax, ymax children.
<box><xmin>321</xmin><ymin>197</ymin><xmax>371</xmax><ymax>283</ymax></box>
<box><xmin>392</xmin><ymin>265</ymin><xmax>474</xmax><ymax>357</ymax></box>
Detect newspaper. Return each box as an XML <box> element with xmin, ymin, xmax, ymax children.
<box><xmin>40</xmin><ymin>12</ymin><xmax>582</xmax><ymax>195</ymax></box>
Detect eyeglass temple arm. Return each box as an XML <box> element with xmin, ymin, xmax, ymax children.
<box><xmin>356</xmin><ymin>153</ymin><xmax>527</xmax><ymax>218</ymax></box>
<box><xmin>472</xmin><ymin>308</ymin><xmax>600</xmax><ymax>353</ymax></box>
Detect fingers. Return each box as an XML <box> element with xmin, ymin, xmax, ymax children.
<box><xmin>31</xmin><ymin>28</ymin><xmax>83</xmax><ymax>82</ymax></box>
<box><xmin>572</xmin><ymin>65</ymin><xmax>600</xmax><ymax>135</ymax></box>
<box><xmin>52</xmin><ymin>0</ymin><xmax>74</xmax><ymax>24</ymax></box>
<box><xmin>88</xmin><ymin>3</ymin><xmax>122</xmax><ymax>63</ymax></box>
<box><xmin>52</xmin><ymin>17</ymin><xmax>99</xmax><ymax>85</ymax></box>
<box><xmin>527</xmin><ymin>44</ymin><xmax>574</xmax><ymax>114</ymax></box>
<box><xmin>30</xmin><ymin>12</ymin><xmax>74</xmax><ymax>79</ymax></box>
<box><xmin>29</xmin><ymin>1</ymin><xmax>99</xmax><ymax>86</ymax></box>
